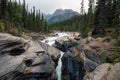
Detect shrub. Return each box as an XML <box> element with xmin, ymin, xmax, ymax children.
<box><xmin>85</xmin><ymin>38</ymin><xmax>90</xmax><ymax>44</ymax></box>
<box><xmin>107</xmin><ymin>66</ymin><xmax>112</xmax><ymax>71</ymax></box>
<box><xmin>103</xmin><ymin>40</ymin><xmax>120</xmax><ymax>64</ymax></box>
<box><xmin>103</xmin><ymin>52</ymin><xmax>120</xmax><ymax>64</ymax></box>
<box><xmin>115</xmin><ymin>40</ymin><xmax>120</xmax><ymax>47</ymax></box>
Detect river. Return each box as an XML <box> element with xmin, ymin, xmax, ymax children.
<box><xmin>41</xmin><ymin>32</ymin><xmax>69</xmax><ymax>80</ymax></box>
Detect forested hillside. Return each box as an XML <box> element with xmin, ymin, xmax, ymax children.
<box><xmin>0</xmin><ymin>0</ymin><xmax>120</xmax><ymax>38</ymax></box>
<box><xmin>0</xmin><ymin>0</ymin><xmax>49</xmax><ymax>35</ymax></box>
<box><xmin>50</xmin><ymin>0</ymin><xmax>120</xmax><ymax>38</ymax></box>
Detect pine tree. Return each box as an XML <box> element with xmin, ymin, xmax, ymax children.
<box><xmin>114</xmin><ymin>0</ymin><xmax>120</xmax><ymax>34</ymax></box>
<box><xmin>88</xmin><ymin>0</ymin><xmax>95</xmax><ymax>29</ymax></box>
<box><xmin>93</xmin><ymin>0</ymin><xmax>108</xmax><ymax>35</ymax></box>
<box><xmin>81</xmin><ymin>0</ymin><xmax>84</xmax><ymax>15</ymax></box>
<box><xmin>7</xmin><ymin>0</ymin><xmax>13</xmax><ymax>27</ymax></box>
<box><xmin>0</xmin><ymin>0</ymin><xmax>1</xmax><ymax>18</ymax></box>
<box><xmin>105</xmin><ymin>0</ymin><xmax>113</xmax><ymax>27</ymax></box>
<box><xmin>22</xmin><ymin>0</ymin><xmax>26</xmax><ymax>28</ymax></box>
<box><xmin>88</xmin><ymin>0</ymin><xmax>95</xmax><ymax>14</ymax></box>
<box><xmin>0</xmin><ymin>0</ymin><xmax>8</xmax><ymax>19</ymax></box>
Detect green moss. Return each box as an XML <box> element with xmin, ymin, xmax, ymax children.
<box><xmin>103</xmin><ymin>38</ymin><xmax>111</xmax><ymax>42</ymax></box>
<box><xmin>115</xmin><ymin>40</ymin><xmax>120</xmax><ymax>47</ymax></box>
<box><xmin>103</xmin><ymin>40</ymin><xmax>120</xmax><ymax>64</ymax></box>
<box><xmin>103</xmin><ymin>52</ymin><xmax>120</xmax><ymax>64</ymax></box>
<box><xmin>107</xmin><ymin>66</ymin><xmax>112</xmax><ymax>71</ymax></box>
<box><xmin>85</xmin><ymin>38</ymin><xmax>90</xmax><ymax>44</ymax></box>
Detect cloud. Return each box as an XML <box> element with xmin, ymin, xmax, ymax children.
<box><xmin>24</xmin><ymin>0</ymin><xmax>61</xmax><ymax>14</ymax></box>
<box><xmin>16</xmin><ymin>0</ymin><xmax>89</xmax><ymax>14</ymax></box>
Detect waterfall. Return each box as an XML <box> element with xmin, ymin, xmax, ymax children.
<box><xmin>56</xmin><ymin>51</ymin><xmax>64</xmax><ymax>80</ymax></box>
<box><xmin>41</xmin><ymin>32</ymin><xmax>68</xmax><ymax>80</ymax></box>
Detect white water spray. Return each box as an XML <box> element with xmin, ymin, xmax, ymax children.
<box><xmin>41</xmin><ymin>32</ymin><xmax>69</xmax><ymax>80</ymax></box>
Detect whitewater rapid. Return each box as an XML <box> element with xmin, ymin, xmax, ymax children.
<box><xmin>41</xmin><ymin>32</ymin><xmax>69</xmax><ymax>80</ymax></box>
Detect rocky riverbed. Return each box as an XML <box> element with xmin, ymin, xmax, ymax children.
<box><xmin>0</xmin><ymin>32</ymin><xmax>120</xmax><ymax>80</ymax></box>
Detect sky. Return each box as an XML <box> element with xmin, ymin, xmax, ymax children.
<box><xmin>16</xmin><ymin>0</ymin><xmax>89</xmax><ymax>14</ymax></box>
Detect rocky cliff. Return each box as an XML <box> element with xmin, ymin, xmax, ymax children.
<box><xmin>54</xmin><ymin>35</ymin><xmax>120</xmax><ymax>80</ymax></box>
<box><xmin>0</xmin><ymin>33</ymin><xmax>60</xmax><ymax>80</ymax></box>
<box><xmin>84</xmin><ymin>63</ymin><xmax>120</xmax><ymax>80</ymax></box>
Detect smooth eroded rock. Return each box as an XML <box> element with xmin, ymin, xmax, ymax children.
<box><xmin>84</xmin><ymin>63</ymin><xmax>120</xmax><ymax>80</ymax></box>
<box><xmin>0</xmin><ymin>33</ymin><xmax>60</xmax><ymax>80</ymax></box>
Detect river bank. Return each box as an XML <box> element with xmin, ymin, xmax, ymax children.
<box><xmin>0</xmin><ymin>32</ymin><xmax>79</xmax><ymax>80</ymax></box>
<box><xmin>0</xmin><ymin>32</ymin><xmax>119</xmax><ymax>80</ymax></box>
<box><xmin>58</xmin><ymin>35</ymin><xmax>120</xmax><ymax>80</ymax></box>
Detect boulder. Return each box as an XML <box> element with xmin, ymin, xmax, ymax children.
<box><xmin>54</xmin><ymin>40</ymin><xmax>78</xmax><ymax>52</ymax></box>
<box><xmin>63</xmin><ymin>45</ymin><xmax>101</xmax><ymax>73</ymax></box>
<box><xmin>27</xmin><ymin>33</ymin><xmax>46</xmax><ymax>41</ymax></box>
<box><xmin>0</xmin><ymin>33</ymin><xmax>60</xmax><ymax>80</ymax></box>
<box><xmin>80</xmin><ymin>36</ymin><xmax>116</xmax><ymax>72</ymax></box>
<box><xmin>84</xmin><ymin>63</ymin><xmax>120</xmax><ymax>80</ymax></box>
<box><xmin>62</xmin><ymin>53</ymin><xmax>84</xmax><ymax>80</ymax></box>
<box><xmin>84</xmin><ymin>51</ymin><xmax>100</xmax><ymax>72</ymax></box>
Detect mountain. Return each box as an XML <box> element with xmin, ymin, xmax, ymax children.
<box><xmin>45</xmin><ymin>9</ymin><xmax>79</xmax><ymax>24</ymax></box>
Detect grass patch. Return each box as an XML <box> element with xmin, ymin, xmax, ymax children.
<box><xmin>107</xmin><ymin>66</ymin><xmax>112</xmax><ymax>71</ymax></box>
<box><xmin>85</xmin><ymin>38</ymin><xmax>90</xmax><ymax>44</ymax></box>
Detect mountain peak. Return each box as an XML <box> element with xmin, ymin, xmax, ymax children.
<box><xmin>53</xmin><ymin>9</ymin><xmax>63</xmax><ymax>15</ymax></box>
<box><xmin>64</xmin><ymin>9</ymin><xmax>73</xmax><ymax>13</ymax></box>
<box><xmin>45</xmin><ymin>9</ymin><xmax>79</xmax><ymax>24</ymax></box>
<box><xmin>53</xmin><ymin>9</ymin><xmax>76</xmax><ymax>16</ymax></box>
